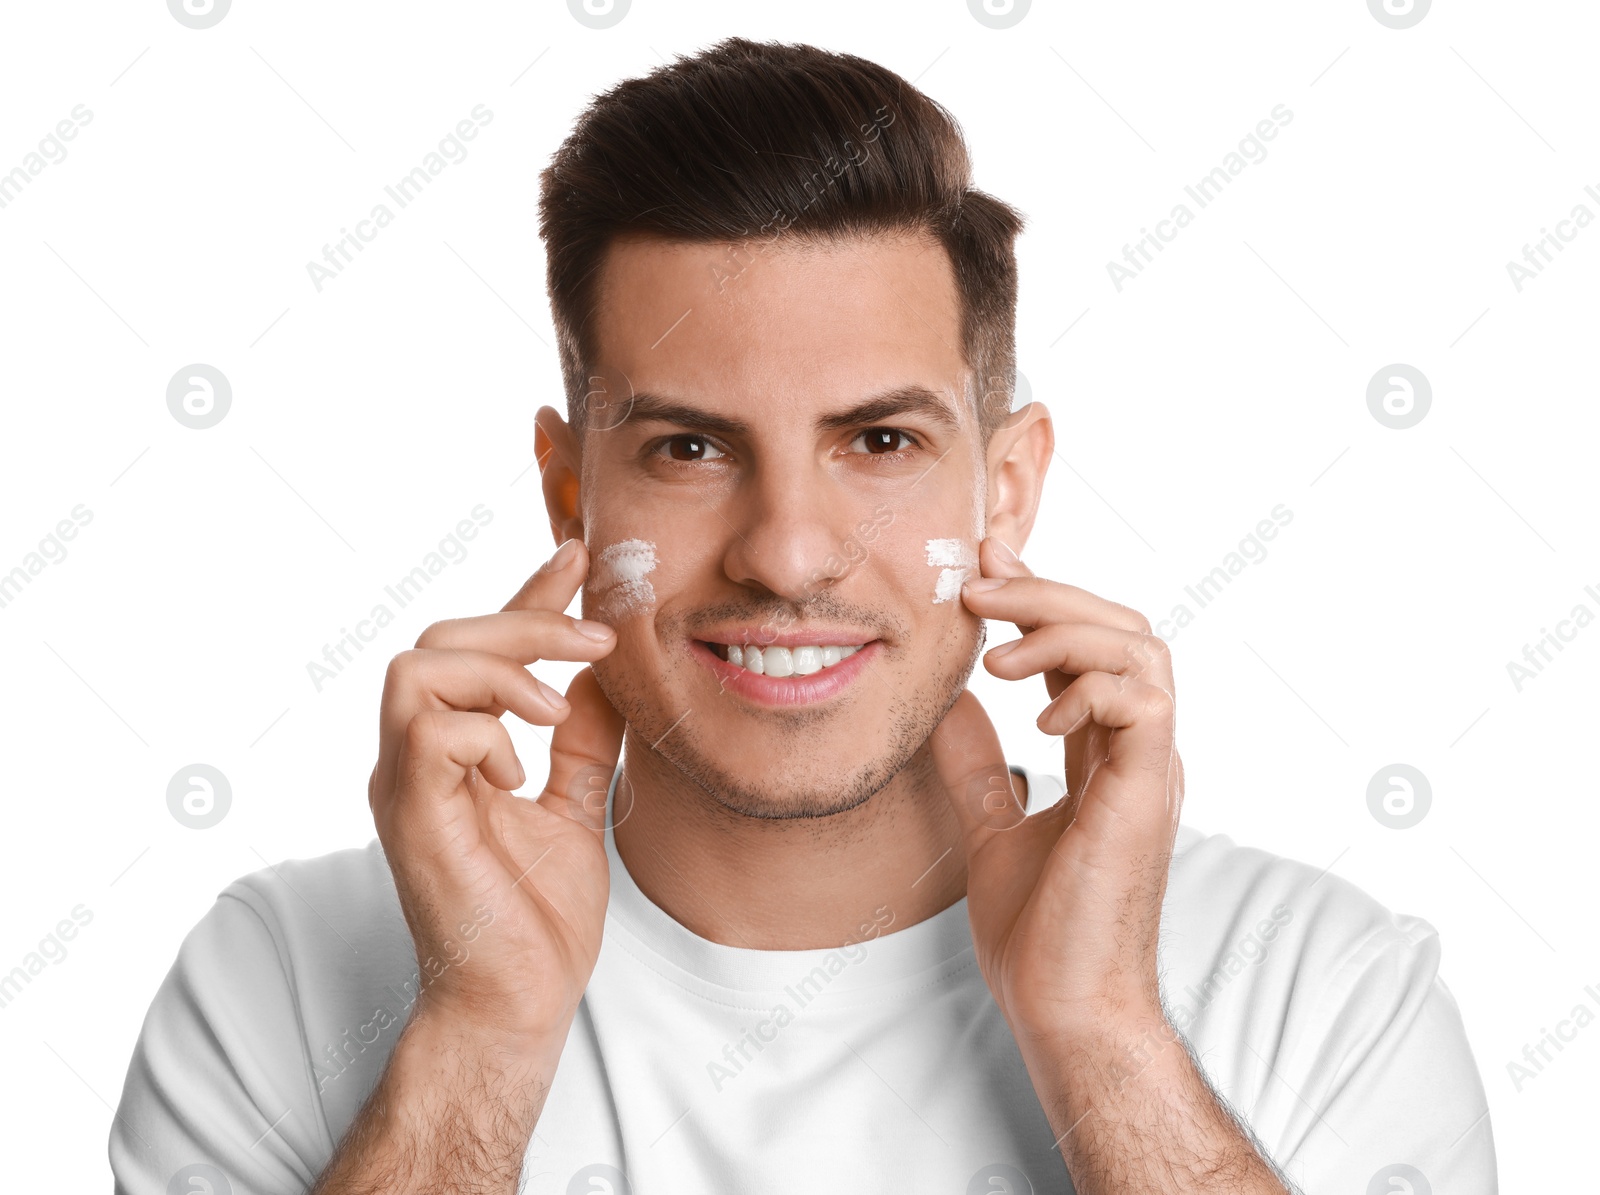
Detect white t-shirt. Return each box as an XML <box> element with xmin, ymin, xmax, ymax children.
<box><xmin>109</xmin><ymin>764</ymin><xmax>1497</xmax><ymax>1194</ymax></box>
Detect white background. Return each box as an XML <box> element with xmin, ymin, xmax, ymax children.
<box><xmin>0</xmin><ymin>0</ymin><xmax>1594</xmax><ymax>1189</ymax></box>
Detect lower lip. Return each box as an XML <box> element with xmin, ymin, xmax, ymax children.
<box><xmin>689</xmin><ymin>639</ymin><xmax>881</xmax><ymax>707</ymax></box>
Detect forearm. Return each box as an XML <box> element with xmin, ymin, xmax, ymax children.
<box><xmin>1018</xmin><ymin>1013</ymin><xmax>1295</xmax><ymax>1194</ymax></box>
<box><xmin>310</xmin><ymin>1006</ymin><xmax>566</xmax><ymax>1194</ymax></box>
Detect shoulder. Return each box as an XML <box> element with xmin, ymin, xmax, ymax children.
<box><xmin>1154</xmin><ymin>825</ymin><xmax>1491</xmax><ymax>1184</ymax></box>
<box><xmin>186</xmin><ymin>841</ymin><xmax>416</xmax><ymax>1119</ymax></box>
<box><xmin>1160</xmin><ymin>820</ymin><xmax>1441</xmax><ymax>1019</ymax></box>
<box><xmin>218</xmin><ymin>836</ymin><xmax>410</xmax><ymax>966</ymax></box>
<box><xmin>1010</xmin><ymin>763</ymin><xmax>1446</xmax><ymax>1058</ymax></box>
<box><xmin>113</xmin><ymin>838</ymin><xmax>418</xmax><ymax>1183</ymax></box>
<box><xmin>1010</xmin><ymin>762</ymin><xmax>1436</xmax><ymax>986</ymax></box>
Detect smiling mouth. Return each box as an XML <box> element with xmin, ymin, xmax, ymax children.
<box><xmin>701</xmin><ymin>641</ymin><xmax>872</xmax><ymax>678</ymax></box>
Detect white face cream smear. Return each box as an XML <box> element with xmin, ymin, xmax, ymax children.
<box><xmin>926</xmin><ymin>538</ymin><xmax>977</xmax><ymax>604</ymax></box>
<box><xmin>592</xmin><ymin>539</ymin><xmax>657</xmax><ymax>617</ymax></box>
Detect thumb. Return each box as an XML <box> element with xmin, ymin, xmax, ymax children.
<box><xmin>540</xmin><ymin>665</ymin><xmax>625</xmax><ymax>832</ymax></box>
<box><xmin>929</xmin><ymin>688</ymin><xmax>1023</xmax><ymax>856</ymax></box>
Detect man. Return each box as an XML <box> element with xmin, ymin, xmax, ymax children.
<box><xmin>110</xmin><ymin>36</ymin><xmax>1495</xmax><ymax>1194</ymax></box>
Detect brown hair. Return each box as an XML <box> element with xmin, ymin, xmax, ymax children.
<box><xmin>537</xmin><ymin>35</ymin><xmax>1027</xmax><ymax>442</ymax></box>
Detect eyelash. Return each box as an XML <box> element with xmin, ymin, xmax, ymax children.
<box><xmin>648</xmin><ymin>427</ymin><xmax>923</xmax><ymax>466</ymax></box>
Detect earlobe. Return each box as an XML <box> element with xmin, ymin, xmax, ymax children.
<box><xmin>984</xmin><ymin>401</ymin><xmax>1053</xmax><ymax>552</ymax></box>
<box><xmin>535</xmin><ymin>405</ymin><xmax>585</xmax><ymax>546</ymax></box>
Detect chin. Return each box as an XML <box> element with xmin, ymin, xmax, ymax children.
<box><xmin>656</xmin><ymin>736</ymin><xmax>911</xmax><ymax>820</ymax></box>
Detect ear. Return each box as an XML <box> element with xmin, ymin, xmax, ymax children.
<box><xmin>535</xmin><ymin>405</ymin><xmax>584</xmax><ymax>547</ymax></box>
<box><xmin>983</xmin><ymin>400</ymin><xmax>1053</xmax><ymax>552</ymax></box>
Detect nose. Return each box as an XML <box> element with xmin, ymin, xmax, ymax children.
<box><xmin>720</xmin><ymin>459</ymin><xmax>862</xmax><ymax>604</ymax></box>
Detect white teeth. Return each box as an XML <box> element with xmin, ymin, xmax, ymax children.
<box><xmin>716</xmin><ymin>642</ymin><xmax>865</xmax><ymax>676</ymax></box>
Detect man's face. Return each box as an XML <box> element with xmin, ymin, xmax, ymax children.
<box><xmin>575</xmin><ymin>231</ymin><xmax>991</xmax><ymax>819</ymax></box>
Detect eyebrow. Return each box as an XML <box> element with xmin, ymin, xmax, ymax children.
<box><xmin>614</xmin><ymin>384</ymin><xmax>964</xmax><ymax>439</ymax></box>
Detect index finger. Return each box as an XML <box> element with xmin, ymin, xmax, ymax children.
<box><xmin>501</xmin><ymin>537</ymin><xmax>591</xmax><ymax>615</ymax></box>
<box><xmin>962</xmin><ymin>536</ymin><xmax>1151</xmax><ymax>636</ymax></box>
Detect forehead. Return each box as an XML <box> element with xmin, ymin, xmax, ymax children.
<box><xmin>588</xmin><ymin>231</ymin><xmax>972</xmax><ymax>424</ymax></box>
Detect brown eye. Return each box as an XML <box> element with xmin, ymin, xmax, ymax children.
<box><xmin>852</xmin><ymin>428</ymin><xmax>915</xmax><ymax>454</ymax></box>
<box><xmin>658</xmin><ymin>435</ymin><xmax>726</xmax><ymax>462</ymax></box>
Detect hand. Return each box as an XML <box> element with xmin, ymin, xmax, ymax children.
<box><xmin>930</xmin><ymin>535</ymin><xmax>1184</xmax><ymax>1046</ymax></box>
<box><xmin>368</xmin><ymin>538</ymin><xmax>625</xmax><ymax>1047</ymax></box>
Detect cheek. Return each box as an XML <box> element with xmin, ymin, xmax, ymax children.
<box><xmin>587</xmin><ymin>614</ymin><xmax>661</xmax><ymax>703</ymax></box>
<box><xmin>861</xmin><ymin>458</ymin><xmax>986</xmax><ymax>607</ymax></box>
<box><xmin>924</xmin><ymin>538</ymin><xmax>978</xmax><ymax>605</ymax></box>
<box><xmin>868</xmin><ymin>516</ymin><xmax>981</xmax><ymax>612</ymax></box>
<box><xmin>587</xmin><ymin>537</ymin><xmax>658</xmax><ymax>621</ymax></box>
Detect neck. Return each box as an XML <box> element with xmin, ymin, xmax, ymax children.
<box><xmin>610</xmin><ymin>728</ymin><xmax>974</xmax><ymax>950</ymax></box>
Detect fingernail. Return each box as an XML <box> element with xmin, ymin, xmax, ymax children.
<box><xmin>535</xmin><ymin>678</ymin><xmax>567</xmax><ymax>706</ymax></box>
<box><xmin>989</xmin><ymin>537</ymin><xmax>1019</xmax><ymax>563</ymax></box>
<box><xmin>574</xmin><ymin>619</ymin><xmax>614</xmax><ymax>641</ymax></box>
<box><xmin>548</xmin><ymin>538</ymin><xmax>580</xmax><ymax>571</ymax></box>
<box><xmin>516</xmin><ymin>759</ymin><xmax>527</xmax><ymax>787</ymax></box>
<box><xmin>987</xmin><ymin>638</ymin><xmax>1020</xmax><ymax>657</ymax></box>
<box><xmin>964</xmin><ymin>577</ymin><xmax>1007</xmax><ymax>593</ymax></box>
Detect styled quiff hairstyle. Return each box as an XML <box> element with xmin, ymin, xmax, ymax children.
<box><xmin>537</xmin><ymin>35</ymin><xmax>1026</xmax><ymax>442</ymax></box>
